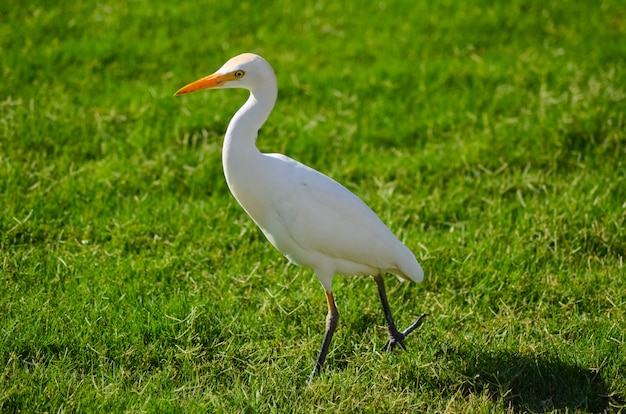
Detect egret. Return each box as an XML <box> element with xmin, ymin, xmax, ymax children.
<box><xmin>175</xmin><ymin>53</ymin><xmax>427</xmax><ymax>379</ymax></box>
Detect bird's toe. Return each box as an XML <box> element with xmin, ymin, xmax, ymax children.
<box><xmin>382</xmin><ymin>333</ymin><xmax>407</xmax><ymax>352</ymax></box>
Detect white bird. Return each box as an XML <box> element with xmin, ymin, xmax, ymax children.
<box><xmin>175</xmin><ymin>53</ymin><xmax>427</xmax><ymax>379</ymax></box>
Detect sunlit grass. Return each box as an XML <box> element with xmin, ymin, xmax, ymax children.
<box><xmin>1</xmin><ymin>0</ymin><xmax>625</xmax><ymax>412</ymax></box>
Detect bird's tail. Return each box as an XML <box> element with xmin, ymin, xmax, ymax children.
<box><xmin>393</xmin><ymin>245</ymin><xmax>424</xmax><ymax>283</ymax></box>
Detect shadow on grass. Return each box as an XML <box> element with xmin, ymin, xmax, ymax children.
<box><xmin>433</xmin><ymin>347</ymin><xmax>624</xmax><ymax>413</ymax></box>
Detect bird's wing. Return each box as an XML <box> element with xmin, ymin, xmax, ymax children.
<box><xmin>263</xmin><ymin>154</ymin><xmax>417</xmax><ymax>277</ymax></box>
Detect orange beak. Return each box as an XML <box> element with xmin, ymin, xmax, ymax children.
<box><xmin>175</xmin><ymin>72</ymin><xmax>233</xmax><ymax>96</ymax></box>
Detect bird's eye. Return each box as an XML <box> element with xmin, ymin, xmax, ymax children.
<box><xmin>234</xmin><ymin>70</ymin><xmax>245</xmax><ymax>78</ymax></box>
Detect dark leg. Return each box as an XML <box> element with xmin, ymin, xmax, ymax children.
<box><xmin>373</xmin><ymin>274</ymin><xmax>406</xmax><ymax>350</ymax></box>
<box><xmin>309</xmin><ymin>290</ymin><xmax>339</xmax><ymax>381</ymax></box>
<box><xmin>373</xmin><ymin>274</ymin><xmax>428</xmax><ymax>351</ymax></box>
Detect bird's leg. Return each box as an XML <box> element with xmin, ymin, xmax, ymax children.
<box><xmin>373</xmin><ymin>275</ymin><xmax>406</xmax><ymax>351</ymax></box>
<box><xmin>373</xmin><ymin>274</ymin><xmax>427</xmax><ymax>352</ymax></box>
<box><xmin>309</xmin><ymin>290</ymin><xmax>339</xmax><ymax>381</ymax></box>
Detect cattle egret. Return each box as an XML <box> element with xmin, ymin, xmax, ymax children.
<box><xmin>175</xmin><ymin>53</ymin><xmax>427</xmax><ymax>380</ymax></box>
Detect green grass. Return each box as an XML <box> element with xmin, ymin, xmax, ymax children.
<box><xmin>1</xmin><ymin>0</ymin><xmax>625</xmax><ymax>412</ymax></box>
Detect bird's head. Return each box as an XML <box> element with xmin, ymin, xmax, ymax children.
<box><xmin>175</xmin><ymin>53</ymin><xmax>275</xmax><ymax>96</ymax></box>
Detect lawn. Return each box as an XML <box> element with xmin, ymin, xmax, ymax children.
<box><xmin>1</xmin><ymin>0</ymin><xmax>625</xmax><ymax>412</ymax></box>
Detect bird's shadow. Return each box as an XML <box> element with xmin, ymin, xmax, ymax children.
<box><xmin>405</xmin><ymin>345</ymin><xmax>625</xmax><ymax>413</ymax></box>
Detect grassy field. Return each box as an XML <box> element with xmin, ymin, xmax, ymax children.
<box><xmin>1</xmin><ymin>0</ymin><xmax>625</xmax><ymax>412</ymax></box>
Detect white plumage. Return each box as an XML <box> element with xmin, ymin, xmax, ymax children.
<box><xmin>176</xmin><ymin>53</ymin><xmax>426</xmax><ymax>379</ymax></box>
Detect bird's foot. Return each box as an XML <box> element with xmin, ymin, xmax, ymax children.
<box><xmin>309</xmin><ymin>363</ymin><xmax>322</xmax><ymax>383</ymax></box>
<box><xmin>381</xmin><ymin>313</ymin><xmax>428</xmax><ymax>352</ymax></box>
<box><xmin>381</xmin><ymin>334</ymin><xmax>407</xmax><ymax>352</ymax></box>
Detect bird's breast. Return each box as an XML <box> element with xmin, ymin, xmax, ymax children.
<box><xmin>222</xmin><ymin>151</ymin><xmax>283</xmax><ymax>231</ymax></box>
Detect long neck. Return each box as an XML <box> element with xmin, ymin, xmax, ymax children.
<box><xmin>223</xmin><ymin>83</ymin><xmax>277</xmax><ymax>159</ymax></box>
<box><xmin>221</xmin><ymin>82</ymin><xmax>277</xmax><ymax>209</ymax></box>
